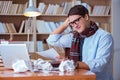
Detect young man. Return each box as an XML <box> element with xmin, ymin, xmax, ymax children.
<box><xmin>47</xmin><ymin>5</ymin><xmax>113</xmax><ymax>80</ymax></box>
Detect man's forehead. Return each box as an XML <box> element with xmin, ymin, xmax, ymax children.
<box><xmin>68</xmin><ymin>15</ymin><xmax>81</xmax><ymax>22</ymax></box>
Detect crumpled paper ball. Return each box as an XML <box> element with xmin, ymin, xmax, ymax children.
<box><xmin>33</xmin><ymin>58</ymin><xmax>53</xmax><ymax>71</ymax></box>
<box><xmin>59</xmin><ymin>59</ymin><xmax>75</xmax><ymax>72</ymax></box>
<box><xmin>12</xmin><ymin>59</ymin><xmax>29</xmax><ymax>73</ymax></box>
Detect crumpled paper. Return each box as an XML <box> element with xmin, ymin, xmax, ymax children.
<box><xmin>33</xmin><ymin>58</ymin><xmax>53</xmax><ymax>71</ymax></box>
<box><xmin>12</xmin><ymin>58</ymin><xmax>76</xmax><ymax>73</ymax></box>
<box><xmin>12</xmin><ymin>59</ymin><xmax>29</xmax><ymax>73</ymax></box>
<box><xmin>59</xmin><ymin>60</ymin><xmax>75</xmax><ymax>72</ymax></box>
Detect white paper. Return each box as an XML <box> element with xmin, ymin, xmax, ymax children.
<box><xmin>59</xmin><ymin>60</ymin><xmax>75</xmax><ymax>72</ymax></box>
<box><xmin>37</xmin><ymin>48</ymin><xmax>60</xmax><ymax>60</ymax></box>
<box><xmin>12</xmin><ymin>59</ymin><xmax>29</xmax><ymax>73</ymax></box>
<box><xmin>33</xmin><ymin>58</ymin><xmax>53</xmax><ymax>71</ymax></box>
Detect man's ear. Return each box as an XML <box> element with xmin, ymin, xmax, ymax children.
<box><xmin>85</xmin><ymin>14</ymin><xmax>89</xmax><ymax>20</ymax></box>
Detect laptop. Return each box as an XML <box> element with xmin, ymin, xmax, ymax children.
<box><xmin>0</xmin><ymin>44</ymin><xmax>32</xmax><ymax>70</ymax></box>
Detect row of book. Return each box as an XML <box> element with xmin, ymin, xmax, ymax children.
<box><xmin>37</xmin><ymin>0</ymin><xmax>110</xmax><ymax>15</ymax></box>
<box><xmin>0</xmin><ymin>20</ymin><xmax>72</xmax><ymax>34</ymax></box>
<box><xmin>92</xmin><ymin>5</ymin><xmax>111</xmax><ymax>15</ymax></box>
<box><xmin>0</xmin><ymin>0</ymin><xmax>110</xmax><ymax>15</ymax></box>
<box><xmin>0</xmin><ymin>1</ymin><xmax>27</xmax><ymax>14</ymax></box>
<box><xmin>0</xmin><ymin>22</ymin><xmax>17</xmax><ymax>34</ymax></box>
<box><xmin>36</xmin><ymin>20</ymin><xmax>72</xmax><ymax>34</ymax></box>
<box><xmin>74</xmin><ymin>0</ymin><xmax>110</xmax><ymax>15</ymax></box>
<box><xmin>38</xmin><ymin>2</ymin><xmax>73</xmax><ymax>15</ymax></box>
<box><xmin>38</xmin><ymin>1</ymin><xmax>92</xmax><ymax>15</ymax></box>
<box><xmin>19</xmin><ymin>20</ymin><xmax>72</xmax><ymax>34</ymax></box>
<box><xmin>0</xmin><ymin>21</ymin><xmax>111</xmax><ymax>34</ymax></box>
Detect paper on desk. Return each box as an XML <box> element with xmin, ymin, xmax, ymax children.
<box><xmin>37</xmin><ymin>48</ymin><xmax>60</xmax><ymax>60</ymax></box>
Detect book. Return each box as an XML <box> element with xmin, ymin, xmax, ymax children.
<box><xmin>48</xmin><ymin>22</ymin><xmax>57</xmax><ymax>31</ymax></box>
<box><xmin>42</xmin><ymin>4</ymin><xmax>48</xmax><ymax>14</ymax></box>
<box><xmin>1</xmin><ymin>1</ymin><xmax>5</xmax><ymax>13</ymax></box>
<box><xmin>19</xmin><ymin>20</ymin><xmax>25</xmax><ymax>33</ymax></box>
<box><xmin>37</xmin><ymin>41</ymin><xmax>43</xmax><ymax>52</ymax></box>
<box><xmin>53</xmin><ymin>4</ymin><xmax>59</xmax><ymax>14</ymax></box>
<box><xmin>38</xmin><ymin>2</ymin><xmax>46</xmax><ymax>14</ymax></box>
<box><xmin>62</xmin><ymin>2</ymin><xmax>72</xmax><ymax>14</ymax></box>
<box><xmin>2</xmin><ymin>23</ymin><xmax>9</xmax><ymax>33</ymax></box>
<box><xmin>36</xmin><ymin>20</ymin><xmax>46</xmax><ymax>33</ymax></box>
<box><xmin>45</xmin><ymin>4</ymin><xmax>52</xmax><ymax>14</ymax></box>
<box><xmin>10</xmin><ymin>23</ymin><xmax>17</xmax><ymax>33</ymax></box>
<box><xmin>56</xmin><ymin>6</ymin><xmax>64</xmax><ymax>14</ymax></box>
<box><xmin>104</xmin><ymin>6</ymin><xmax>111</xmax><ymax>15</ymax></box>
<box><xmin>44</xmin><ymin>21</ymin><xmax>52</xmax><ymax>33</ymax></box>
<box><xmin>0</xmin><ymin>22</ymin><xmax>6</xmax><ymax>34</ymax></box>
<box><xmin>6</xmin><ymin>1</ymin><xmax>12</xmax><ymax>14</ymax></box>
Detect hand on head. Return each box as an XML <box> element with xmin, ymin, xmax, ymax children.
<box><xmin>62</xmin><ymin>18</ymin><xmax>70</xmax><ymax>28</ymax></box>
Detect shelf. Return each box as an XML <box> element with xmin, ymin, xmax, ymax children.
<box><xmin>37</xmin><ymin>15</ymin><xmax>67</xmax><ymax>22</ymax></box>
<box><xmin>37</xmin><ymin>0</ymin><xmax>73</xmax><ymax>5</ymax></box>
<box><xmin>0</xmin><ymin>0</ymin><xmax>112</xmax><ymax>52</ymax></box>
<box><xmin>37</xmin><ymin>34</ymin><xmax>49</xmax><ymax>41</ymax></box>
<box><xmin>81</xmin><ymin>0</ymin><xmax>111</xmax><ymax>5</ymax></box>
<box><xmin>38</xmin><ymin>14</ymin><xmax>110</xmax><ymax>17</ymax></box>
<box><xmin>90</xmin><ymin>15</ymin><xmax>111</xmax><ymax>17</ymax></box>
<box><xmin>0</xmin><ymin>33</ymin><xmax>33</xmax><ymax>41</ymax></box>
<box><xmin>0</xmin><ymin>14</ymin><xmax>24</xmax><ymax>16</ymax></box>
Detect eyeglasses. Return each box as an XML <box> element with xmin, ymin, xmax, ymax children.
<box><xmin>69</xmin><ymin>17</ymin><xmax>81</xmax><ymax>27</ymax></box>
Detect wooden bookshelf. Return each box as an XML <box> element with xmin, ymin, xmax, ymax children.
<box><xmin>0</xmin><ymin>0</ymin><xmax>112</xmax><ymax>53</ymax></box>
<box><xmin>80</xmin><ymin>0</ymin><xmax>111</xmax><ymax>32</ymax></box>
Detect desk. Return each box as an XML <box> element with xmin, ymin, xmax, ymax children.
<box><xmin>0</xmin><ymin>67</ymin><xmax>96</xmax><ymax>80</ymax></box>
<box><xmin>0</xmin><ymin>56</ymin><xmax>96</xmax><ymax>80</ymax></box>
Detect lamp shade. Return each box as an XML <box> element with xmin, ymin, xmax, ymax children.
<box><xmin>24</xmin><ymin>0</ymin><xmax>41</xmax><ymax>17</ymax></box>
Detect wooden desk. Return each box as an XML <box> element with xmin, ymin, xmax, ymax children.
<box><xmin>0</xmin><ymin>56</ymin><xmax>96</xmax><ymax>80</ymax></box>
<box><xmin>0</xmin><ymin>67</ymin><xmax>96</xmax><ymax>80</ymax></box>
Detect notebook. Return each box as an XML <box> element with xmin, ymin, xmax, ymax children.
<box><xmin>0</xmin><ymin>44</ymin><xmax>32</xmax><ymax>70</ymax></box>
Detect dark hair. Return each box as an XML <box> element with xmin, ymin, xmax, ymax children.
<box><xmin>68</xmin><ymin>5</ymin><xmax>89</xmax><ymax>17</ymax></box>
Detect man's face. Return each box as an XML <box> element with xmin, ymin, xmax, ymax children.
<box><xmin>68</xmin><ymin>15</ymin><xmax>89</xmax><ymax>33</ymax></box>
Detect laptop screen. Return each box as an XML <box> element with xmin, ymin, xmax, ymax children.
<box><xmin>0</xmin><ymin>44</ymin><xmax>31</xmax><ymax>69</ymax></box>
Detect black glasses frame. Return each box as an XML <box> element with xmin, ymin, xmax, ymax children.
<box><xmin>69</xmin><ymin>17</ymin><xmax>82</xmax><ymax>27</ymax></box>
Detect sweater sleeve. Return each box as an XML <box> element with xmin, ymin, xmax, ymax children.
<box><xmin>46</xmin><ymin>34</ymin><xmax>72</xmax><ymax>48</ymax></box>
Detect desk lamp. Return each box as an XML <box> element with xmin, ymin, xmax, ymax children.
<box><xmin>23</xmin><ymin>0</ymin><xmax>41</xmax><ymax>52</ymax></box>
<box><xmin>24</xmin><ymin>0</ymin><xmax>41</xmax><ymax>17</ymax></box>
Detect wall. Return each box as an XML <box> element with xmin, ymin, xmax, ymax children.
<box><xmin>112</xmin><ymin>0</ymin><xmax>120</xmax><ymax>80</ymax></box>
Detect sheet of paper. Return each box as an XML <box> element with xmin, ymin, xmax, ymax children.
<box><xmin>37</xmin><ymin>48</ymin><xmax>60</xmax><ymax>60</ymax></box>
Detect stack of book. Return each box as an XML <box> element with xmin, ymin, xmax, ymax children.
<box><xmin>0</xmin><ymin>22</ymin><xmax>17</xmax><ymax>34</ymax></box>
<box><xmin>0</xmin><ymin>1</ymin><xmax>28</xmax><ymax>14</ymax></box>
<box><xmin>38</xmin><ymin>1</ymin><xmax>73</xmax><ymax>15</ymax></box>
<box><xmin>92</xmin><ymin>5</ymin><xmax>111</xmax><ymax>15</ymax></box>
<box><xmin>36</xmin><ymin>20</ymin><xmax>72</xmax><ymax>34</ymax></box>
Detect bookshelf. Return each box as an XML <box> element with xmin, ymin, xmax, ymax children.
<box><xmin>80</xmin><ymin>0</ymin><xmax>111</xmax><ymax>32</ymax></box>
<box><xmin>0</xmin><ymin>0</ymin><xmax>112</xmax><ymax>53</ymax></box>
<box><xmin>0</xmin><ymin>0</ymin><xmax>28</xmax><ymax>41</ymax></box>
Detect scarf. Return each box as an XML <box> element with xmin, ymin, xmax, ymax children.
<box><xmin>65</xmin><ymin>21</ymin><xmax>98</xmax><ymax>63</ymax></box>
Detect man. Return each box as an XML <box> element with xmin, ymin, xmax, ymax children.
<box><xmin>47</xmin><ymin>5</ymin><xmax>113</xmax><ymax>80</ymax></box>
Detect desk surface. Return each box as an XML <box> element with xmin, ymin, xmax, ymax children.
<box><xmin>0</xmin><ymin>58</ymin><xmax>96</xmax><ymax>80</ymax></box>
<box><xmin>0</xmin><ymin>68</ymin><xmax>96</xmax><ymax>80</ymax></box>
